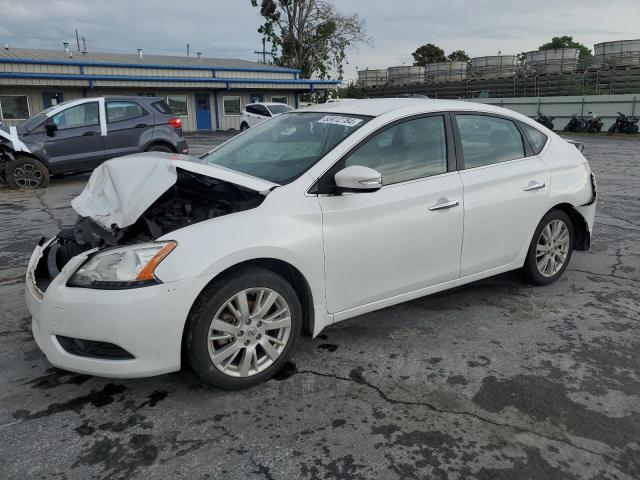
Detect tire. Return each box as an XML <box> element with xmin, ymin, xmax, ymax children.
<box><xmin>240</xmin><ymin>122</ymin><xmax>249</xmax><ymax>131</ymax></box>
<box><xmin>184</xmin><ymin>266</ymin><xmax>302</xmax><ymax>390</ymax></box>
<box><xmin>6</xmin><ymin>156</ymin><xmax>50</xmax><ymax>189</ymax></box>
<box><xmin>145</xmin><ymin>144</ymin><xmax>174</xmax><ymax>153</ymax></box>
<box><xmin>522</xmin><ymin>210</ymin><xmax>574</xmax><ymax>286</ymax></box>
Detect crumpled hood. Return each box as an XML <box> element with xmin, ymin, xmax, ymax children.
<box><xmin>71</xmin><ymin>153</ymin><xmax>279</xmax><ymax>230</ymax></box>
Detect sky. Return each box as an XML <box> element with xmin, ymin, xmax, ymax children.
<box><xmin>1</xmin><ymin>0</ymin><xmax>639</xmax><ymax>81</ymax></box>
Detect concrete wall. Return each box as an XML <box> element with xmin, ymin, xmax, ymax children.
<box><xmin>468</xmin><ymin>93</ymin><xmax>640</xmax><ymax>129</ymax></box>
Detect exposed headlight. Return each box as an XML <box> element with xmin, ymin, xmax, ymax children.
<box><xmin>67</xmin><ymin>241</ymin><xmax>177</xmax><ymax>289</ymax></box>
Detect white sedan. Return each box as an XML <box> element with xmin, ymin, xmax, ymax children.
<box><xmin>240</xmin><ymin>102</ymin><xmax>293</xmax><ymax>130</ymax></box>
<box><xmin>25</xmin><ymin>98</ymin><xmax>596</xmax><ymax>389</ymax></box>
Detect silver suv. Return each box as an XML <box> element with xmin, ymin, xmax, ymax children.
<box><xmin>0</xmin><ymin>96</ymin><xmax>188</xmax><ymax>188</ymax></box>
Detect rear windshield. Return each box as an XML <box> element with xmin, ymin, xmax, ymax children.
<box><xmin>151</xmin><ymin>100</ymin><xmax>173</xmax><ymax>114</ymax></box>
<box><xmin>268</xmin><ymin>104</ymin><xmax>293</xmax><ymax>115</ymax></box>
<box><xmin>200</xmin><ymin>112</ymin><xmax>371</xmax><ymax>184</ymax></box>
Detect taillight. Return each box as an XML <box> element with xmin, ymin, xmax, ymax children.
<box><xmin>168</xmin><ymin>117</ymin><xmax>182</xmax><ymax>129</ymax></box>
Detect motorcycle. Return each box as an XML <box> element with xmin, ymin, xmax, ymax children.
<box><xmin>608</xmin><ymin>112</ymin><xmax>640</xmax><ymax>135</ymax></box>
<box><xmin>585</xmin><ymin>112</ymin><xmax>603</xmax><ymax>133</ymax></box>
<box><xmin>564</xmin><ymin>113</ymin><xmax>587</xmax><ymax>133</ymax></box>
<box><xmin>534</xmin><ymin>112</ymin><xmax>554</xmax><ymax>130</ymax></box>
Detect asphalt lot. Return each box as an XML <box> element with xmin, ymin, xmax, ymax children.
<box><xmin>1</xmin><ymin>132</ymin><xmax>639</xmax><ymax>479</ymax></box>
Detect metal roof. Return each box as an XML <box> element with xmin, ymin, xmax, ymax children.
<box><xmin>0</xmin><ymin>47</ymin><xmax>300</xmax><ymax>72</ymax></box>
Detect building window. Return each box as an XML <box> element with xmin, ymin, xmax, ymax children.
<box><xmin>271</xmin><ymin>96</ymin><xmax>288</xmax><ymax>104</ymax></box>
<box><xmin>223</xmin><ymin>96</ymin><xmax>241</xmax><ymax>116</ymax></box>
<box><xmin>0</xmin><ymin>95</ymin><xmax>30</xmax><ymax>120</ymax></box>
<box><xmin>167</xmin><ymin>95</ymin><xmax>189</xmax><ymax>116</ymax></box>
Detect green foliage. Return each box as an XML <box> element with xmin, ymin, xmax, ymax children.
<box><xmin>448</xmin><ymin>50</ymin><xmax>470</xmax><ymax>62</ymax></box>
<box><xmin>256</xmin><ymin>0</ymin><xmax>370</xmax><ymax>79</ymax></box>
<box><xmin>412</xmin><ymin>43</ymin><xmax>446</xmax><ymax>66</ymax></box>
<box><xmin>340</xmin><ymin>84</ymin><xmax>366</xmax><ymax>98</ymax></box>
<box><xmin>539</xmin><ymin>36</ymin><xmax>592</xmax><ymax>59</ymax></box>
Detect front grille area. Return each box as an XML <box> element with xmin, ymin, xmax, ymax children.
<box><xmin>56</xmin><ymin>336</ymin><xmax>135</xmax><ymax>360</ymax></box>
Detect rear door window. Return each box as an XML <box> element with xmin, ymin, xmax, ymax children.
<box><xmin>106</xmin><ymin>101</ymin><xmax>145</xmax><ymax>123</ymax></box>
<box><xmin>520</xmin><ymin>123</ymin><xmax>548</xmax><ymax>155</ymax></box>
<box><xmin>151</xmin><ymin>100</ymin><xmax>172</xmax><ymax>114</ymax></box>
<box><xmin>455</xmin><ymin>114</ymin><xmax>525</xmax><ymax>169</ymax></box>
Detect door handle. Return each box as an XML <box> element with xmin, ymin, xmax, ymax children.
<box><xmin>523</xmin><ymin>182</ymin><xmax>546</xmax><ymax>191</ymax></box>
<box><xmin>429</xmin><ymin>200</ymin><xmax>459</xmax><ymax>211</ymax></box>
<box><xmin>135</xmin><ymin>123</ymin><xmax>149</xmax><ymax>128</ymax></box>
<box><xmin>82</xmin><ymin>131</ymin><xmax>97</xmax><ymax>136</ymax></box>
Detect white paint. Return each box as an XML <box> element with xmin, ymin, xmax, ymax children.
<box><xmin>0</xmin><ymin>126</ymin><xmax>30</xmax><ymax>152</ymax></box>
<box><xmin>26</xmin><ymin>98</ymin><xmax>597</xmax><ymax>380</ymax></box>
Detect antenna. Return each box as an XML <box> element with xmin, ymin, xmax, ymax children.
<box><xmin>82</xmin><ymin>36</ymin><xmax>87</xmax><ymax>53</ymax></box>
<box><xmin>75</xmin><ymin>29</ymin><xmax>80</xmax><ymax>51</ymax></box>
<box><xmin>186</xmin><ymin>43</ymin><xmax>190</xmax><ymax>57</ymax></box>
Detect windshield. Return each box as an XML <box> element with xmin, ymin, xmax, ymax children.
<box><xmin>16</xmin><ymin>104</ymin><xmax>59</xmax><ymax>134</ymax></box>
<box><xmin>199</xmin><ymin>112</ymin><xmax>371</xmax><ymax>184</ymax></box>
<box><xmin>267</xmin><ymin>104</ymin><xmax>293</xmax><ymax>115</ymax></box>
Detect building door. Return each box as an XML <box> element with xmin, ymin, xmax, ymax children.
<box><xmin>195</xmin><ymin>94</ymin><xmax>212</xmax><ymax>130</ymax></box>
<box><xmin>43</xmin><ymin>92</ymin><xmax>64</xmax><ymax>109</ymax></box>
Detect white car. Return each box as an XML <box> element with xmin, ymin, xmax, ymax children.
<box><xmin>240</xmin><ymin>102</ymin><xmax>293</xmax><ymax>130</ymax></box>
<box><xmin>25</xmin><ymin>98</ymin><xmax>596</xmax><ymax>389</ymax></box>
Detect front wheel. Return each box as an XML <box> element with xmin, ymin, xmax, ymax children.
<box><xmin>6</xmin><ymin>156</ymin><xmax>50</xmax><ymax>189</ymax></box>
<box><xmin>184</xmin><ymin>266</ymin><xmax>302</xmax><ymax>390</ymax></box>
<box><xmin>522</xmin><ymin>210</ymin><xmax>574</xmax><ymax>286</ymax></box>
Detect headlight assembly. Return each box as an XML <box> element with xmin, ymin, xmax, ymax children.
<box><xmin>67</xmin><ymin>241</ymin><xmax>177</xmax><ymax>289</ymax></box>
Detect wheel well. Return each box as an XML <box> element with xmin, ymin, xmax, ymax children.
<box><xmin>550</xmin><ymin>203</ymin><xmax>590</xmax><ymax>251</ymax></box>
<box><xmin>144</xmin><ymin>140</ymin><xmax>176</xmax><ymax>152</ymax></box>
<box><xmin>181</xmin><ymin>258</ymin><xmax>315</xmax><ymax>353</ymax></box>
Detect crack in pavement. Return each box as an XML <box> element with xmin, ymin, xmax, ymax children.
<box><xmin>296</xmin><ymin>368</ymin><xmax>623</xmax><ymax>468</ymax></box>
<box><xmin>567</xmin><ymin>269</ymin><xmax>640</xmax><ymax>286</ymax></box>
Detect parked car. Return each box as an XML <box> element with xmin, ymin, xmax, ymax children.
<box><xmin>240</xmin><ymin>102</ymin><xmax>293</xmax><ymax>130</ymax></box>
<box><xmin>26</xmin><ymin>99</ymin><xmax>596</xmax><ymax>390</ymax></box>
<box><xmin>0</xmin><ymin>96</ymin><xmax>188</xmax><ymax>189</ymax></box>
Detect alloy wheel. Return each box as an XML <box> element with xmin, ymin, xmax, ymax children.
<box><xmin>13</xmin><ymin>163</ymin><xmax>43</xmax><ymax>188</ymax></box>
<box><xmin>536</xmin><ymin>219</ymin><xmax>570</xmax><ymax>277</ymax></box>
<box><xmin>207</xmin><ymin>288</ymin><xmax>292</xmax><ymax>378</ymax></box>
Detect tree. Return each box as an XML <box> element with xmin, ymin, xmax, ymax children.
<box><xmin>412</xmin><ymin>43</ymin><xmax>446</xmax><ymax>66</ymax></box>
<box><xmin>255</xmin><ymin>0</ymin><xmax>370</xmax><ymax>79</ymax></box>
<box><xmin>539</xmin><ymin>36</ymin><xmax>592</xmax><ymax>59</ymax></box>
<box><xmin>447</xmin><ymin>50</ymin><xmax>470</xmax><ymax>62</ymax></box>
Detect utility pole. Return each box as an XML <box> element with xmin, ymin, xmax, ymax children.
<box><xmin>75</xmin><ymin>29</ymin><xmax>80</xmax><ymax>52</ymax></box>
<box><xmin>254</xmin><ymin>38</ymin><xmax>272</xmax><ymax>64</ymax></box>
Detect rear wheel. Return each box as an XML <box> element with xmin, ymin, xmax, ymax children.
<box><xmin>145</xmin><ymin>144</ymin><xmax>174</xmax><ymax>153</ymax></box>
<box><xmin>523</xmin><ymin>210</ymin><xmax>574</xmax><ymax>285</ymax></box>
<box><xmin>240</xmin><ymin>122</ymin><xmax>249</xmax><ymax>131</ymax></box>
<box><xmin>6</xmin><ymin>156</ymin><xmax>49</xmax><ymax>189</ymax></box>
<box><xmin>185</xmin><ymin>266</ymin><xmax>302</xmax><ymax>390</ymax></box>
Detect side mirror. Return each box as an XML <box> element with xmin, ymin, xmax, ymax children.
<box><xmin>45</xmin><ymin>123</ymin><xmax>58</xmax><ymax>137</ymax></box>
<box><xmin>334</xmin><ymin>165</ymin><xmax>382</xmax><ymax>193</ymax></box>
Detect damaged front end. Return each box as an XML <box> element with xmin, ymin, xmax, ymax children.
<box><xmin>32</xmin><ymin>154</ymin><xmax>276</xmax><ymax>294</ymax></box>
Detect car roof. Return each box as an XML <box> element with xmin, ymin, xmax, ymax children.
<box><xmin>300</xmin><ymin>98</ymin><xmax>527</xmax><ymax>120</ymax></box>
<box><xmin>246</xmin><ymin>102</ymin><xmax>292</xmax><ymax>107</ymax></box>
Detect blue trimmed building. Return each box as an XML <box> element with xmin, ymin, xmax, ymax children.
<box><xmin>0</xmin><ymin>47</ymin><xmax>340</xmax><ymax>131</ymax></box>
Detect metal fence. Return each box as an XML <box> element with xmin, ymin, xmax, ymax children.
<box><xmin>467</xmin><ymin>94</ymin><xmax>639</xmax><ymax>130</ymax></box>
